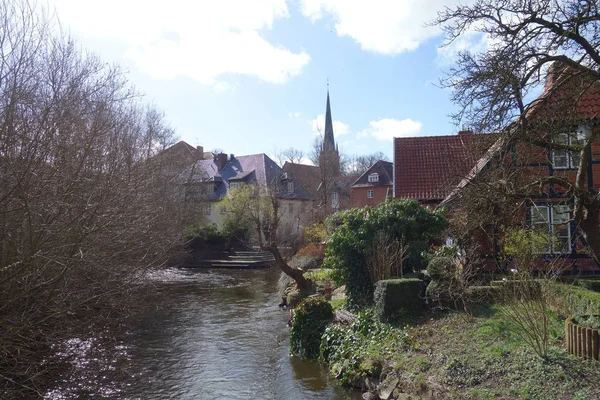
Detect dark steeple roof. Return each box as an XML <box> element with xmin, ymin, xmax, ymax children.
<box><xmin>323</xmin><ymin>90</ymin><xmax>336</xmax><ymax>152</ymax></box>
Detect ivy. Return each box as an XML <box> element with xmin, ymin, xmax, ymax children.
<box><xmin>290</xmin><ymin>297</ymin><xmax>334</xmax><ymax>359</ymax></box>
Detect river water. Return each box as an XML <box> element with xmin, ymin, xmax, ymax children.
<box><xmin>114</xmin><ymin>267</ymin><xmax>360</xmax><ymax>399</ymax></box>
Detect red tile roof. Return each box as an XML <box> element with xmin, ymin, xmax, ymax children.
<box><xmin>394</xmin><ymin>133</ymin><xmax>495</xmax><ymax>201</ymax></box>
<box><xmin>527</xmin><ymin>69</ymin><xmax>600</xmax><ymax>121</ymax></box>
<box><xmin>283</xmin><ymin>162</ymin><xmax>321</xmax><ymax>198</ymax></box>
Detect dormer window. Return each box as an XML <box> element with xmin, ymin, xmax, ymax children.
<box><xmin>229</xmin><ymin>182</ymin><xmax>240</xmax><ymax>189</ymax></box>
<box><xmin>552</xmin><ymin>127</ymin><xmax>589</xmax><ymax>169</ymax></box>
<box><xmin>287</xmin><ymin>181</ymin><xmax>294</xmax><ymax>194</ymax></box>
<box><xmin>368</xmin><ymin>173</ymin><xmax>379</xmax><ymax>183</ymax></box>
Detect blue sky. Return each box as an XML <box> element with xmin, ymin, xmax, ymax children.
<box><xmin>46</xmin><ymin>0</ymin><xmax>484</xmax><ymax>162</ymax></box>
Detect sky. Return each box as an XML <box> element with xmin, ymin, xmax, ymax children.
<box><xmin>45</xmin><ymin>0</ymin><xmax>486</xmax><ymax>162</ymax></box>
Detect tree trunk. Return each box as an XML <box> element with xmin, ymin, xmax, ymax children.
<box><xmin>579</xmin><ymin>203</ymin><xmax>600</xmax><ymax>263</ymax></box>
<box><xmin>262</xmin><ymin>244</ymin><xmax>309</xmax><ymax>290</ymax></box>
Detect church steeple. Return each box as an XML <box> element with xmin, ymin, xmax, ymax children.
<box><xmin>323</xmin><ymin>89</ymin><xmax>336</xmax><ymax>152</ymax></box>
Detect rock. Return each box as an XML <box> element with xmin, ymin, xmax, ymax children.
<box><xmin>331</xmin><ymin>285</ymin><xmax>346</xmax><ymax>300</ymax></box>
<box><xmin>362</xmin><ymin>391</ymin><xmax>379</xmax><ymax>400</ymax></box>
<box><xmin>378</xmin><ymin>376</ymin><xmax>400</xmax><ymax>400</ymax></box>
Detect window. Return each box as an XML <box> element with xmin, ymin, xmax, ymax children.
<box><xmin>332</xmin><ymin>191</ymin><xmax>340</xmax><ymax>209</ymax></box>
<box><xmin>288</xmin><ymin>203</ymin><xmax>293</xmax><ymax>213</ymax></box>
<box><xmin>203</xmin><ymin>204</ymin><xmax>212</xmax><ymax>216</ymax></box>
<box><xmin>552</xmin><ymin>128</ymin><xmax>588</xmax><ymax>169</ymax></box>
<box><xmin>205</xmin><ymin>184</ymin><xmax>214</xmax><ymax>195</ymax></box>
<box><xmin>229</xmin><ymin>181</ymin><xmax>240</xmax><ymax>189</ymax></box>
<box><xmin>368</xmin><ymin>173</ymin><xmax>379</xmax><ymax>183</ymax></box>
<box><xmin>287</xmin><ymin>181</ymin><xmax>294</xmax><ymax>194</ymax></box>
<box><xmin>220</xmin><ymin>206</ymin><xmax>227</xmax><ymax>215</ymax></box>
<box><xmin>367</xmin><ymin>190</ymin><xmax>374</xmax><ymax>199</ymax></box>
<box><xmin>530</xmin><ymin>204</ymin><xmax>571</xmax><ymax>253</ymax></box>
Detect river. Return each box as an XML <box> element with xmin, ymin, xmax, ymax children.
<box><xmin>110</xmin><ymin>267</ymin><xmax>360</xmax><ymax>399</ymax></box>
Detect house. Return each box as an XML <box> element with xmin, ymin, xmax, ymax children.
<box><xmin>440</xmin><ymin>63</ymin><xmax>600</xmax><ymax>273</ymax></box>
<box><xmin>350</xmin><ymin>160</ymin><xmax>393</xmax><ymax>207</ymax></box>
<box><xmin>393</xmin><ymin>131</ymin><xmax>495</xmax><ymax>205</ymax></box>
<box><xmin>182</xmin><ymin>152</ymin><xmax>314</xmax><ymax>237</ymax></box>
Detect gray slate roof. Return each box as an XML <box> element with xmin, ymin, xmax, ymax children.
<box><xmin>351</xmin><ymin>160</ymin><xmax>393</xmax><ymax>187</ymax></box>
<box><xmin>182</xmin><ymin>153</ymin><xmax>314</xmax><ymax>201</ymax></box>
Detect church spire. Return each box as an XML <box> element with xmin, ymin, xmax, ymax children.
<box><xmin>323</xmin><ymin>88</ymin><xmax>335</xmax><ymax>152</ymax></box>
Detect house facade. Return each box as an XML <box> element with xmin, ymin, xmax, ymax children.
<box><xmin>440</xmin><ymin>65</ymin><xmax>600</xmax><ymax>273</ymax></box>
<box><xmin>182</xmin><ymin>152</ymin><xmax>314</xmax><ymax>238</ymax></box>
<box><xmin>350</xmin><ymin>160</ymin><xmax>393</xmax><ymax>207</ymax></box>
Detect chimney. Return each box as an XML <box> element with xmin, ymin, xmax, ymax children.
<box><xmin>230</xmin><ymin>154</ymin><xmax>235</xmax><ymax>161</ymax></box>
<box><xmin>545</xmin><ymin>61</ymin><xmax>566</xmax><ymax>92</ymax></box>
<box><xmin>214</xmin><ymin>153</ymin><xmax>228</xmax><ymax>171</ymax></box>
<box><xmin>458</xmin><ymin>129</ymin><xmax>473</xmax><ymax>136</ymax></box>
<box><xmin>196</xmin><ymin>145</ymin><xmax>204</xmax><ymax>160</ymax></box>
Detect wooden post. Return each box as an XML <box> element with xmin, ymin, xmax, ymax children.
<box><xmin>587</xmin><ymin>328</ymin><xmax>593</xmax><ymax>359</ymax></box>
<box><xmin>567</xmin><ymin>320</ymin><xmax>575</xmax><ymax>354</ymax></box>
<box><xmin>575</xmin><ymin>325</ymin><xmax>581</xmax><ymax>357</ymax></box>
<box><xmin>594</xmin><ymin>330</ymin><xmax>599</xmax><ymax>361</ymax></box>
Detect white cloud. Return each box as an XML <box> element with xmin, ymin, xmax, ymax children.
<box><xmin>311</xmin><ymin>114</ymin><xmax>349</xmax><ymax>136</ymax></box>
<box><xmin>48</xmin><ymin>0</ymin><xmax>310</xmax><ymax>88</ymax></box>
<box><xmin>358</xmin><ymin>118</ymin><xmax>422</xmax><ymax>141</ymax></box>
<box><xmin>299</xmin><ymin>0</ymin><xmax>450</xmax><ymax>55</ymax></box>
<box><xmin>436</xmin><ymin>30</ymin><xmax>490</xmax><ymax>66</ymax></box>
<box><xmin>288</xmin><ymin>111</ymin><xmax>301</xmax><ymax>118</ymax></box>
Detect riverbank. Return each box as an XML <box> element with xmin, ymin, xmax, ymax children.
<box><xmin>314</xmin><ymin>304</ymin><xmax>600</xmax><ymax>399</ymax></box>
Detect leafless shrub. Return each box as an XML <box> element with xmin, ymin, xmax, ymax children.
<box><xmin>366</xmin><ymin>231</ymin><xmax>408</xmax><ymax>283</ymax></box>
<box><xmin>0</xmin><ymin>1</ymin><xmax>182</xmax><ymax>396</ymax></box>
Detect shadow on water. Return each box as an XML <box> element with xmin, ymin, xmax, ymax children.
<box><xmin>117</xmin><ymin>267</ymin><xmax>361</xmax><ymax>400</ymax></box>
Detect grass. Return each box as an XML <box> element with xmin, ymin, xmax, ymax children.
<box><xmin>305</xmin><ymin>268</ymin><xmax>334</xmax><ymax>283</ymax></box>
<box><xmin>323</xmin><ymin>305</ymin><xmax>600</xmax><ymax>399</ymax></box>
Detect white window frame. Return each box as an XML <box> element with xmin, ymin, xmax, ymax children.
<box><xmin>331</xmin><ymin>191</ymin><xmax>340</xmax><ymax>209</ymax></box>
<box><xmin>552</xmin><ymin>128</ymin><xmax>588</xmax><ymax>170</ymax></box>
<box><xmin>203</xmin><ymin>204</ymin><xmax>212</xmax><ymax>216</ymax></box>
<box><xmin>287</xmin><ymin>181</ymin><xmax>294</xmax><ymax>194</ymax></box>
<box><xmin>530</xmin><ymin>204</ymin><xmax>571</xmax><ymax>254</ymax></box>
<box><xmin>368</xmin><ymin>173</ymin><xmax>379</xmax><ymax>183</ymax></box>
<box><xmin>220</xmin><ymin>206</ymin><xmax>227</xmax><ymax>215</ymax></box>
<box><xmin>367</xmin><ymin>190</ymin><xmax>374</xmax><ymax>199</ymax></box>
<box><xmin>229</xmin><ymin>181</ymin><xmax>240</xmax><ymax>189</ymax></box>
<box><xmin>205</xmin><ymin>183</ymin><xmax>214</xmax><ymax>195</ymax></box>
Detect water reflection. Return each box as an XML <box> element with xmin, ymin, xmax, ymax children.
<box><xmin>119</xmin><ymin>268</ymin><xmax>360</xmax><ymax>400</ymax></box>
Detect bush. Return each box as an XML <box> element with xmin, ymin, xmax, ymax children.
<box><xmin>290</xmin><ymin>297</ymin><xmax>334</xmax><ymax>359</ymax></box>
<box><xmin>324</xmin><ymin>199</ymin><xmax>448</xmax><ymax>310</ymax></box>
<box><xmin>183</xmin><ymin>223</ymin><xmax>227</xmax><ymax>246</ymax></box>
<box><xmin>296</xmin><ymin>243</ymin><xmax>325</xmax><ymax>259</ymax></box>
<box><xmin>467</xmin><ymin>286</ymin><xmax>501</xmax><ymax>304</ymax></box>
<box><xmin>374</xmin><ymin>279</ymin><xmax>425</xmax><ymax>319</ymax></box>
<box><xmin>572</xmin><ymin>279</ymin><xmax>600</xmax><ymax>293</ymax></box>
<box><xmin>548</xmin><ymin>283</ymin><xmax>600</xmax><ymax>317</ymax></box>
<box><xmin>426</xmin><ymin>256</ymin><xmax>455</xmax><ymax>280</ymax></box>
<box><xmin>304</xmin><ymin>222</ymin><xmax>327</xmax><ymax>244</ymax></box>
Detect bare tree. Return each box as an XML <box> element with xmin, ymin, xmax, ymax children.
<box><xmin>435</xmin><ymin>0</ymin><xmax>600</xmax><ymax>261</ymax></box>
<box><xmin>346</xmin><ymin>152</ymin><xmax>390</xmax><ymax>176</ymax></box>
<box><xmin>273</xmin><ymin>147</ymin><xmax>305</xmax><ymax>167</ymax></box>
<box><xmin>0</xmin><ymin>1</ymin><xmax>182</xmax><ymax>396</ymax></box>
<box><xmin>222</xmin><ymin>183</ymin><xmax>309</xmax><ymax>289</ymax></box>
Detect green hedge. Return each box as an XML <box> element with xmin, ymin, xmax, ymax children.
<box><xmin>467</xmin><ymin>286</ymin><xmax>501</xmax><ymax>304</ymax></box>
<box><xmin>572</xmin><ymin>279</ymin><xmax>600</xmax><ymax>293</ymax></box>
<box><xmin>548</xmin><ymin>283</ymin><xmax>600</xmax><ymax>316</ymax></box>
<box><xmin>374</xmin><ymin>279</ymin><xmax>425</xmax><ymax>319</ymax></box>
